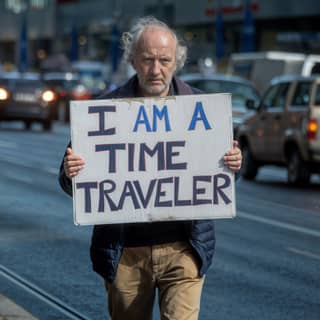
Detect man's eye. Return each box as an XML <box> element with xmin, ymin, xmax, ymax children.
<box><xmin>144</xmin><ymin>58</ymin><xmax>154</xmax><ymax>63</ymax></box>
<box><xmin>160</xmin><ymin>59</ymin><xmax>171</xmax><ymax>64</ymax></box>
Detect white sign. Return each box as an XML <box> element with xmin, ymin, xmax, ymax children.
<box><xmin>70</xmin><ymin>94</ymin><xmax>236</xmax><ymax>225</ymax></box>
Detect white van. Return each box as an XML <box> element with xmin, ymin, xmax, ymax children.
<box><xmin>227</xmin><ymin>51</ymin><xmax>320</xmax><ymax>93</ymax></box>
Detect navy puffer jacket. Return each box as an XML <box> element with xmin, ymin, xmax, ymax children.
<box><xmin>59</xmin><ymin>75</ymin><xmax>216</xmax><ymax>283</ymax></box>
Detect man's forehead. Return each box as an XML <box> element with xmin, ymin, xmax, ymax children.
<box><xmin>139</xmin><ymin>51</ymin><xmax>173</xmax><ymax>57</ymax></box>
<box><xmin>139</xmin><ymin>26</ymin><xmax>176</xmax><ymax>45</ymax></box>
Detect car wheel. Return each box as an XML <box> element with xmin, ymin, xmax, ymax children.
<box><xmin>287</xmin><ymin>150</ymin><xmax>310</xmax><ymax>185</ymax></box>
<box><xmin>42</xmin><ymin>120</ymin><xmax>52</xmax><ymax>131</ymax></box>
<box><xmin>241</xmin><ymin>144</ymin><xmax>258</xmax><ymax>180</ymax></box>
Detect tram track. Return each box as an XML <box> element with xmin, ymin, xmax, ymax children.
<box><xmin>0</xmin><ymin>264</ymin><xmax>92</xmax><ymax>320</ymax></box>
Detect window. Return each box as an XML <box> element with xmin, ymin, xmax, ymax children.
<box><xmin>291</xmin><ymin>82</ymin><xmax>311</xmax><ymax>107</ymax></box>
<box><xmin>262</xmin><ymin>83</ymin><xmax>289</xmax><ymax>109</ymax></box>
<box><xmin>311</xmin><ymin>63</ymin><xmax>320</xmax><ymax>75</ymax></box>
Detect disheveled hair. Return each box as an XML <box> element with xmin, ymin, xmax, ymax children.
<box><xmin>121</xmin><ymin>16</ymin><xmax>187</xmax><ymax>71</ymax></box>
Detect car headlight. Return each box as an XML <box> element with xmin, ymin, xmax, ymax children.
<box><xmin>0</xmin><ymin>87</ymin><xmax>9</xmax><ymax>101</ymax></box>
<box><xmin>41</xmin><ymin>90</ymin><xmax>56</xmax><ymax>103</ymax></box>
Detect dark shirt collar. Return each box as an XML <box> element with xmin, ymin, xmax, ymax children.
<box><xmin>168</xmin><ymin>82</ymin><xmax>176</xmax><ymax>95</ymax></box>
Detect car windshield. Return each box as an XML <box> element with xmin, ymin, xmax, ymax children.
<box><xmin>187</xmin><ymin>79</ymin><xmax>260</xmax><ymax>108</ymax></box>
<box><xmin>0</xmin><ymin>78</ymin><xmax>10</xmax><ymax>86</ymax></box>
<box><xmin>15</xmin><ymin>79</ymin><xmax>44</xmax><ymax>88</ymax></box>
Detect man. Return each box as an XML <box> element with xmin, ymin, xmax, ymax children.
<box><xmin>59</xmin><ymin>16</ymin><xmax>242</xmax><ymax>320</ymax></box>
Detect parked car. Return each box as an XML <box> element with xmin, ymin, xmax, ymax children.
<box><xmin>236</xmin><ymin>75</ymin><xmax>320</xmax><ymax>184</ymax></box>
<box><xmin>43</xmin><ymin>72</ymin><xmax>92</xmax><ymax>122</ymax></box>
<box><xmin>180</xmin><ymin>73</ymin><xmax>260</xmax><ymax>135</ymax></box>
<box><xmin>0</xmin><ymin>72</ymin><xmax>58</xmax><ymax>131</ymax></box>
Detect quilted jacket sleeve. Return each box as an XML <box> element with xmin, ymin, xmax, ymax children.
<box><xmin>58</xmin><ymin>142</ymin><xmax>73</xmax><ymax>197</ymax></box>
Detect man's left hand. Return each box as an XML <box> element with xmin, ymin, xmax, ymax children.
<box><xmin>224</xmin><ymin>140</ymin><xmax>242</xmax><ymax>172</ymax></box>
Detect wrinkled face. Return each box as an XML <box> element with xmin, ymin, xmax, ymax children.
<box><xmin>131</xmin><ymin>27</ymin><xmax>177</xmax><ymax>97</ymax></box>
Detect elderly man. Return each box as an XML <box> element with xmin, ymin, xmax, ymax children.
<box><xmin>59</xmin><ymin>16</ymin><xmax>242</xmax><ymax>320</ymax></box>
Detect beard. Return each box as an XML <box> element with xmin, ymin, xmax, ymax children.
<box><xmin>137</xmin><ymin>75</ymin><xmax>171</xmax><ymax>96</ymax></box>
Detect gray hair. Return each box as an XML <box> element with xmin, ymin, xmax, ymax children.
<box><xmin>121</xmin><ymin>16</ymin><xmax>187</xmax><ymax>71</ymax></box>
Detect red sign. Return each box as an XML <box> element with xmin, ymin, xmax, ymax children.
<box><xmin>205</xmin><ymin>2</ymin><xmax>259</xmax><ymax>16</ymax></box>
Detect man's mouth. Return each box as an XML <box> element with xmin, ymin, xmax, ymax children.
<box><xmin>149</xmin><ymin>79</ymin><xmax>163</xmax><ymax>84</ymax></box>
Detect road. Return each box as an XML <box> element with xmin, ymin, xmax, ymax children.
<box><xmin>0</xmin><ymin>121</ymin><xmax>319</xmax><ymax>320</ymax></box>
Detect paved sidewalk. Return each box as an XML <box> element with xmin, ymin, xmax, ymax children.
<box><xmin>0</xmin><ymin>294</ymin><xmax>38</xmax><ymax>320</ymax></box>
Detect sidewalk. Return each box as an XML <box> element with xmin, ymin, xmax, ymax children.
<box><xmin>0</xmin><ymin>294</ymin><xmax>38</xmax><ymax>320</ymax></box>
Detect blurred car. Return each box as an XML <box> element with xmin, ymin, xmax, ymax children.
<box><xmin>43</xmin><ymin>72</ymin><xmax>92</xmax><ymax>122</ymax></box>
<box><xmin>0</xmin><ymin>72</ymin><xmax>58</xmax><ymax>131</ymax></box>
<box><xmin>236</xmin><ymin>75</ymin><xmax>320</xmax><ymax>184</ymax></box>
<box><xmin>71</xmin><ymin>60</ymin><xmax>108</xmax><ymax>98</ymax></box>
<box><xmin>180</xmin><ymin>73</ymin><xmax>260</xmax><ymax>135</ymax></box>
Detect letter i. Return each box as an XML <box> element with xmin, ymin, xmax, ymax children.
<box><xmin>128</xmin><ymin>143</ymin><xmax>135</xmax><ymax>172</ymax></box>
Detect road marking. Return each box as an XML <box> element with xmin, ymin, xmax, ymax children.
<box><xmin>238</xmin><ymin>210</ymin><xmax>320</xmax><ymax>238</ymax></box>
<box><xmin>286</xmin><ymin>247</ymin><xmax>320</xmax><ymax>261</ymax></box>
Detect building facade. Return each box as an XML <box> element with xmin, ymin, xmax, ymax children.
<box><xmin>0</xmin><ymin>0</ymin><xmax>320</xmax><ymax>72</ymax></box>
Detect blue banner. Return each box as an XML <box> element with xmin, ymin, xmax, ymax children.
<box><xmin>18</xmin><ymin>19</ymin><xmax>28</xmax><ymax>72</ymax></box>
<box><xmin>70</xmin><ymin>25</ymin><xmax>79</xmax><ymax>62</ymax></box>
<box><xmin>215</xmin><ymin>9</ymin><xmax>225</xmax><ymax>60</ymax></box>
<box><xmin>240</xmin><ymin>0</ymin><xmax>256</xmax><ymax>52</ymax></box>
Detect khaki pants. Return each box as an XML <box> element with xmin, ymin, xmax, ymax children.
<box><xmin>105</xmin><ymin>242</ymin><xmax>205</xmax><ymax>320</ymax></box>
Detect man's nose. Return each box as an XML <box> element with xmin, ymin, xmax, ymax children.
<box><xmin>150</xmin><ymin>60</ymin><xmax>161</xmax><ymax>74</ymax></box>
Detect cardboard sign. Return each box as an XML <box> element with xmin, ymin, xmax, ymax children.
<box><xmin>70</xmin><ymin>94</ymin><xmax>236</xmax><ymax>225</ymax></box>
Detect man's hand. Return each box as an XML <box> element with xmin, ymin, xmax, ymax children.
<box><xmin>224</xmin><ymin>141</ymin><xmax>242</xmax><ymax>172</ymax></box>
<box><xmin>63</xmin><ymin>147</ymin><xmax>85</xmax><ymax>178</ymax></box>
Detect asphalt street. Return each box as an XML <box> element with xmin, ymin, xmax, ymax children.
<box><xmin>0</xmin><ymin>121</ymin><xmax>319</xmax><ymax>320</ymax></box>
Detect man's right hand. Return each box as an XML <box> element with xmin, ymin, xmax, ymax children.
<box><xmin>63</xmin><ymin>147</ymin><xmax>85</xmax><ymax>179</ymax></box>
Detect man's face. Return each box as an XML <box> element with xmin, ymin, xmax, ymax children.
<box><xmin>132</xmin><ymin>27</ymin><xmax>177</xmax><ymax>97</ymax></box>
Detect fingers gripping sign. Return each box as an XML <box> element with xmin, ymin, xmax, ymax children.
<box><xmin>223</xmin><ymin>141</ymin><xmax>242</xmax><ymax>172</ymax></box>
<box><xmin>64</xmin><ymin>147</ymin><xmax>85</xmax><ymax>178</ymax></box>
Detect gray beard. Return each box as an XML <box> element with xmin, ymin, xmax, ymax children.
<box><xmin>137</xmin><ymin>76</ymin><xmax>171</xmax><ymax>96</ymax></box>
